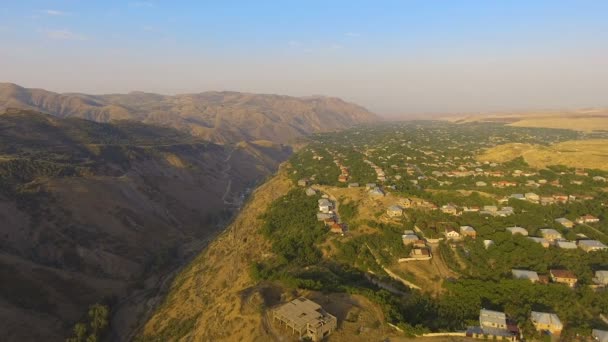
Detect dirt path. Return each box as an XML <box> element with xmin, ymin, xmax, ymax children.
<box><xmin>364</xmin><ymin>243</ymin><xmax>421</xmax><ymax>290</ymax></box>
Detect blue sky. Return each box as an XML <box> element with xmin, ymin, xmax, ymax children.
<box><xmin>1</xmin><ymin>1</ymin><xmax>607</xmax><ymax>115</ymax></box>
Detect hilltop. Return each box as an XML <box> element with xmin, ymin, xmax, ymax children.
<box><xmin>0</xmin><ymin>83</ymin><xmax>379</xmax><ymax>144</ymax></box>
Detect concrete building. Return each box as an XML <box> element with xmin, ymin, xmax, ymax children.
<box><xmin>556</xmin><ymin>240</ymin><xmax>578</xmax><ymax>249</ymax></box>
<box><xmin>272</xmin><ymin>297</ymin><xmax>337</xmax><ymax>341</ymax></box>
<box><xmin>550</xmin><ymin>269</ymin><xmax>578</xmax><ymax>287</ymax></box>
<box><xmin>593</xmin><ymin>329</ymin><xmax>608</xmax><ymax>342</ymax></box>
<box><xmin>539</xmin><ymin>228</ymin><xmax>562</xmax><ymax>242</ymax></box>
<box><xmin>578</xmin><ymin>240</ymin><xmax>608</xmax><ymax>252</ymax></box>
<box><xmin>460</xmin><ymin>226</ymin><xmax>477</xmax><ymax>239</ymax></box>
<box><xmin>530</xmin><ymin>311</ymin><xmax>563</xmax><ymax>335</ymax></box>
<box><xmin>480</xmin><ymin>309</ymin><xmax>507</xmax><ymax>331</ymax></box>
<box><xmin>593</xmin><ymin>270</ymin><xmax>608</xmax><ymax>286</ymax></box>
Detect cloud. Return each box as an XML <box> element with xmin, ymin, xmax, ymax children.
<box><xmin>41</xmin><ymin>29</ymin><xmax>88</xmax><ymax>41</ymax></box>
<box><xmin>43</xmin><ymin>9</ymin><xmax>69</xmax><ymax>16</ymax></box>
<box><xmin>345</xmin><ymin>32</ymin><xmax>360</xmax><ymax>37</ymax></box>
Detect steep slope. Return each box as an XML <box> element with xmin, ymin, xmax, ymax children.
<box><xmin>0</xmin><ymin>109</ymin><xmax>291</xmax><ymax>341</ymax></box>
<box><xmin>0</xmin><ymin>83</ymin><xmax>379</xmax><ymax>143</ymax></box>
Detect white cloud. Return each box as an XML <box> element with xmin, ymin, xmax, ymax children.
<box><xmin>43</xmin><ymin>9</ymin><xmax>69</xmax><ymax>16</ymax></box>
<box><xmin>41</xmin><ymin>29</ymin><xmax>88</xmax><ymax>41</ymax></box>
<box><xmin>345</xmin><ymin>32</ymin><xmax>360</xmax><ymax>37</ymax></box>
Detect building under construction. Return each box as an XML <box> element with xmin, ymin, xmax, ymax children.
<box><xmin>272</xmin><ymin>297</ymin><xmax>337</xmax><ymax>341</ymax></box>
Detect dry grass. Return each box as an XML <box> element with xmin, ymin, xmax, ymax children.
<box><xmin>139</xmin><ymin>166</ymin><xmax>293</xmax><ymax>341</ymax></box>
<box><xmin>477</xmin><ymin>139</ymin><xmax>608</xmax><ymax>170</ymax></box>
<box><xmin>508</xmin><ymin>117</ymin><xmax>608</xmax><ymax>131</ymax></box>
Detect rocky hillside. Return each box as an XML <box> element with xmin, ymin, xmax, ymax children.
<box><xmin>0</xmin><ymin>83</ymin><xmax>379</xmax><ymax>144</ymax></box>
<box><xmin>0</xmin><ymin>109</ymin><xmax>291</xmax><ymax>341</ymax></box>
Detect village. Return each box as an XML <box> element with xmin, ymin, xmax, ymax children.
<box><xmin>271</xmin><ymin>122</ymin><xmax>608</xmax><ymax>341</ymax></box>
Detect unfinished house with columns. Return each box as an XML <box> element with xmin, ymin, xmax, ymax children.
<box><xmin>272</xmin><ymin>297</ymin><xmax>337</xmax><ymax>341</ymax></box>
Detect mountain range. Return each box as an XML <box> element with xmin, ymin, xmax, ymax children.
<box><xmin>0</xmin><ymin>83</ymin><xmax>378</xmax><ymax>144</ymax></box>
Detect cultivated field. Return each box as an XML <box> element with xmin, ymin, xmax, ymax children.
<box><xmin>477</xmin><ymin>139</ymin><xmax>608</xmax><ymax>170</ymax></box>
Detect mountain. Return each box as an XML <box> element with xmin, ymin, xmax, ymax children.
<box><xmin>0</xmin><ymin>83</ymin><xmax>379</xmax><ymax>144</ymax></box>
<box><xmin>0</xmin><ymin>109</ymin><xmax>291</xmax><ymax>341</ymax></box>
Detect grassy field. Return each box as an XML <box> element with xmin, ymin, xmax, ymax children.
<box><xmin>477</xmin><ymin>139</ymin><xmax>608</xmax><ymax>170</ymax></box>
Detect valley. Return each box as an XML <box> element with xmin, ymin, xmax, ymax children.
<box><xmin>141</xmin><ymin>120</ymin><xmax>608</xmax><ymax>341</ymax></box>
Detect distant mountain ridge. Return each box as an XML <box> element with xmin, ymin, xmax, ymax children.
<box><xmin>0</xmin><ymin>83</ymin><xmax>379</xmax><ymax>143</ymax></box>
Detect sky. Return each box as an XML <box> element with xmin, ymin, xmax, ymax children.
<box><xmin>1</xmin><ymin>1</ymin><xmax>608</xmax><ymax>116</ymax></box>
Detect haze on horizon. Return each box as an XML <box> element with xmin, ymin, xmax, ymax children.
<box><xmin>1</xmin><ymin>1</ymin><xmax>607</xmax><ymax>116</ymax></box>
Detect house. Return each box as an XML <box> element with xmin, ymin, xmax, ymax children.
<box><xmin>410</xmin><ymin>247</ymin><xmax>431</xmax><ymax>259</ymax></box>
<box><xmin>402</xmin><ymin>234</ymin><xmax>419</xmax><ymax>245</ymax></box>
<box><xmin>483</xmin><ymin>240</ymin><xmax>494</xmax><ymax>249</ymax></box>
<box><xmin>440</xmin><ymin>204</ymin><xmax>459</xmax><ymax>215</ymax></box>
<box><xmin>556</xmin><ymin>240</ymin><xmax>577</xmax><ymax>249</ymax></box>
<box><xmin>593</xmin><ymin>176</ymin><xmax>607</xmax><ymax>182</ymax></box>
<box><xmin>318</xmin><ymin>199</ymin><xmax>332</xmax><ymax>213</ymax></box>
<box><xmin>387</xmin><ymin>205</ymin><xmax>404</xmax><ymax>218</ymax></box>
<box><xmin>497</xmin><ymin>207</ymin><xmax>514</xmax><ymax>216</ymax></box>
<box><xmin>592</xmin><ymin>329</ymin><xmax>608</xmax><ymax>342</ymax></box>
<box><xmin>593</xmin><ymin>270</ymin><xmax>608</xmax><ymax>286</ymax></box>
<box><xmin>550</xmin><ymin>269</ymin><xmax>578</xmax><ymax>287</ymax></box>
<box><xmin>528</xmin><ymin>237</ymin><xmax>550</xmax><ymax>248</ymax></box>
<box><xmin>460</xmin><ymin>226</ymin><xmax>477</xmax><ymax>239</ymax></box>
<box><xmin>297</xmin><ymin>178</ymin><xmax>310</xmax><ymax>187</ymax></box>
<box><xmin>476</xmin><ymin>181</ymin><xmax>487</xmax><ymax>187</ymax></box>
<box><xmin>555</xmin><ymin>217</ymin><xmax>574</xmax><ymax>228</ymax></box>
<box><xmin>479</xmin><ymin>309</ymin><xmax>507</xmax><ymax>331</ymax></box>
<box><xmin>578</xmin><ymin>240</ymin><xmax>608</xmax><ymax>252</ymax></box>
<box><xmin>511</xmin><ymin>193</ymin><xmax>525</xmax><ymax>200</ymax></box>
<box><xmin>403</xmin><ymin>230</ymin><xmax>416</xmax><ymax>235</ymax></box>
<box><xmin>330</xmin><ymin>223</ymin><xmax>344</xmax><ymax>234</ymax></box>
<box><xmin>577</xmin><ymin>214</ymin><xmax>600</xmax><ymax>224</ymax></box>
<box><xmin>305</xmin><ymin>188</ymin><xmax>317</xmax><ymax>196</ymax></box>
<box><xmin>272</xmin><ymin>297</ymin><xmax>337</xmax><ymax>341</ymax></box>
<box><xmin>530</xmin><ymin>311</ymin><xmax>563</xmax><ymax>335</ymax></box>
<box><xmin>539</xmin><ymin>228</ymin><xmax>562</xmax><ymax>242</ymax></box>
<box><xmin>347</xmin><ymin>183</ymin><xmax>359</xmax><ymax>188</ymax></box>
<box><xmin>369</xmin><ymin>187</ymin><xmax>385</xmax><ymax>197</ymax></box>
<box><xmin>365</xmin><ymin>183</ymin><xmax>377</xmax><ymax>189</ymax></box>
<box><xmin>525</xmin><ymin>192</ymin><xmax>540</xmax><ymax>202</ymax></box>
<box><xmin>506</xmin><ymin>226</ymin><xmax>529</xmax><ymax>236</ymax></box>
<box><xmin>338</xmin><ymin>174</ymin><xmax>348</xmax><ymax>183</ymax></box>
<box><xmin>553</xmin><ymin>194</ymin><xmax>569</xmax><ymax>203</ymax></box>
<box><xmin>540</xmin><ymin>196</ymin><xmax>555</xmax><ymax>206</ymax></box>
<box><xmin>445</xmin><ymin>227</ymin><xmax>461</xmax><ymax>240</ymax></box>
<box><xmin>463</xmin><ymin>206</ymin><xmax>480</xmax><ymax>212</ymax></box>
<box><xmin>483</xmin><ymin>205</ymin><xmax>498</xmax><ymax>212</ymax></box>
<box><xmin>512</xmin><ymin>269</ymin><xmax>540</xmax><ymax>282</ymax></box>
